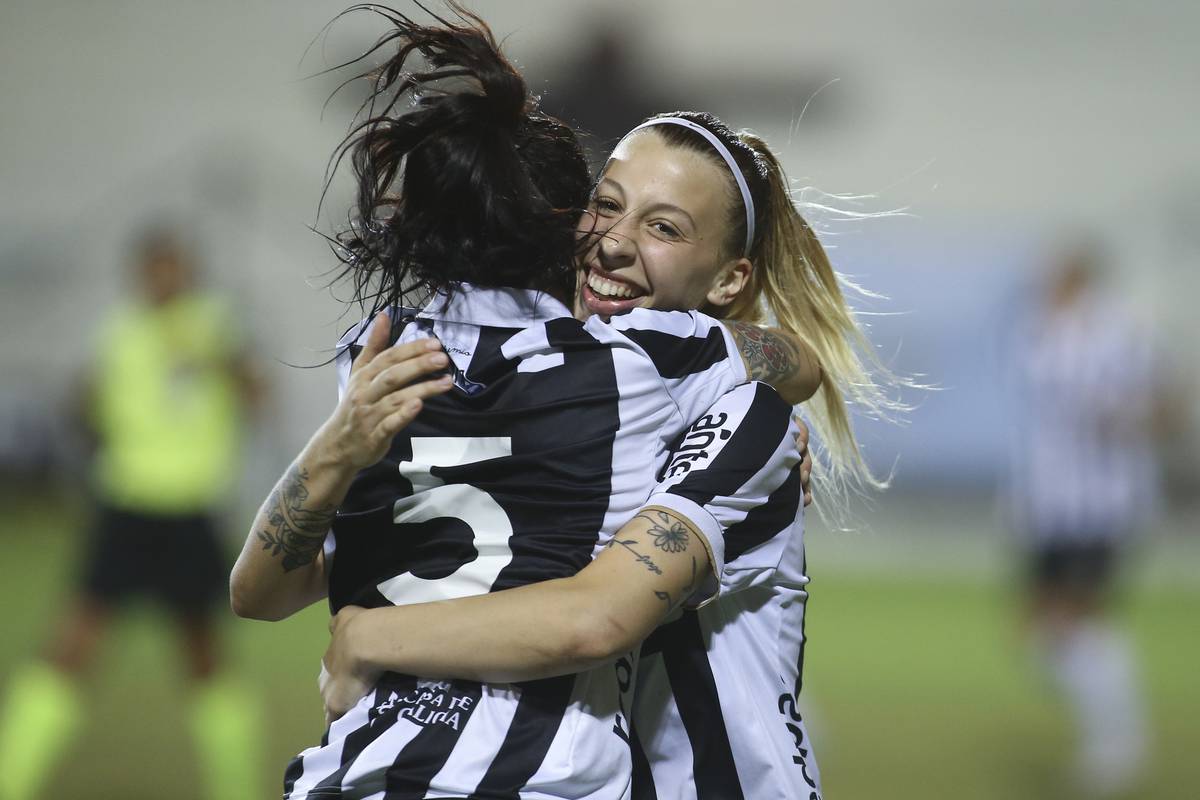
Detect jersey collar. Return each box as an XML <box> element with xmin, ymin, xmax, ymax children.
<box><xmin>417</xmin><ymin>283</ymin><xmax>574</xmax><ymax>327</ymax></box>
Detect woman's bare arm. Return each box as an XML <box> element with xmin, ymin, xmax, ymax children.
<box><xmin>321</xmin><ymin>505</ymin><xmax>712</xmax><ymax>719</ymax></box>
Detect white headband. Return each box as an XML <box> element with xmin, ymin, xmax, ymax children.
<box><xmin>625</xmin><ymin>117</ymin><xmax>756</xmax><ymax>257</ymax></box>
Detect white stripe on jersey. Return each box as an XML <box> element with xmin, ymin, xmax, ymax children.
<box><xmin>290</xmin><ymin>285</ymin><xmax>750</xmax><ymax>800</ymax></box>
<box><xmin>419</xmin><ymin>683</ymin><xmax>521</xmax><ymax>796</ymax></box>
<box><xmin>632</xmin><ymin>383</ymin><xmax>821</xmax><ymax>800</ymax></box>
<box><xmin>597</xmin><ymin>307</ymin><xmax>748</xmax><ymax>427</ymax></box>
<box><xmin>502</xmin><ymin>323</ymin><xmax>566</xmax><ymax>373</ymax></box>
<box><xmin>285</xmin><ymin>688</ymin><xmax>377</xmax><ymax>798</ymax></box>
<box><xmin>631</xmin><ymin>669</ymin><xmax>700</xmax><ymax>798</ymax></box>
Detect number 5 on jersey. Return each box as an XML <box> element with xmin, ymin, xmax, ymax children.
<box><xmin>377</xmin><ymin>437</ymin><xmax>515</xmax><ymax>606</ymax></box>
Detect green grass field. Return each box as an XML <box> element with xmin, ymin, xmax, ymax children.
<box><xmin>1</xmin><ymin>492</ymin><xmax>1196</xmax><ymax>799</ymax></box>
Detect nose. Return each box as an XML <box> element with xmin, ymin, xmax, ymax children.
<box><xmin>597</xmin><ymin>224</ymin><xmax>636</xmax><ymax>267</ymax></box>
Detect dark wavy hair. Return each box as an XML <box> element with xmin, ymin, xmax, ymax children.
<box><xmin>323</xmin><ymin>2</ymin><xmax>591</xmax><ymax>315</ymax></box>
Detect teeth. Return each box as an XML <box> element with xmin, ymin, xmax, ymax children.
<box><xmin>587</xmin><ymin>272</ymin><xmax>637</xmax><ymax>299</ymax></box>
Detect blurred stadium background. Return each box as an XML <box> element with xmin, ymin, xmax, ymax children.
<box><xmin>1</xmin><ymin>1</ymin><xmax>1196</xmax><ymax>798</ymax></box>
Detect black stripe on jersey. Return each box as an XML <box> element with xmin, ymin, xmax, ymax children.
<box><xmin>382</xmin><ymin>679</ymin><xmax>484</xmax><ymax>799</ymax></box>
<box><xmin>306</xmin><ymin>676</ymin><xmax>421</xmax><ymax>799</ymax></box>
<box><xmin>283</xmin><ymin>749</ymin><xmax>306</xmax><ymax>797</ymax></box>
<box><xmin>663</xmin><ymin>382</ymin><xmax>793</xmax><ymax>504</ymax></box>
<box><xmin>489</xmin><ymin>317</ymin><xmax>622</xmax><ymax>591</ymax></box>
<box><xmin>468</xmin><ymin>675</ymin><xmax>576</xmax><ymax>800</ymax></box>
<box><xmin>450</xmin><ymin>324</ymin><xmax>518</xmax><ymax>397</ymax></box>
<box><xmin>630</xmin><ymin>724</ymin><xmax>659</xmax><ymax>800</ymax></box>
<box><xmin>618</xmin><ymin>326</ymin><xmax>729</xmax><ymax>380</ymax></box>
<box><xmin>796</xmin><ymin>551</ymin><xmax>809</xmax><ymax>697</ymax></box>
<box><xmin>723</xmin><ymin>467</ymin><xmax>803</xmax><ymax>562</ymax></box>
<box><xmin>282</xmin><ymin>724</ymin><xmax>334</xmax><ymax>795</ymax></box>
<box><xmin>639</xmin><ymin>623</ymin><xmax>667</xmax><ymax>658</ymax></box>
<box><xmin>659</xmin><ymin>612</ymin><xmax>744</xmax><ymax>800</ymax></box>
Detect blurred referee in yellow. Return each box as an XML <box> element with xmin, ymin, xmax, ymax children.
<box><xmin>0</xmin><ymin>226</ymin><xmax>265</xmax><ymax>800</ymax></box>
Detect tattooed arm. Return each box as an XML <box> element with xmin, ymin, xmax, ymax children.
<box><xmin>724</xmin><ymin>321</ymin><xmax>822</xmax><ymax>405</ymax></box>
<box><xmin>598</xmin><ymin>508</ymin><xmax>708</xmax><ymax>615</ymax></box>
<box><xmin>230</xmin><ymin>314</ymin><xmax>453</xmax><ymax>621</ymax></box>
<box><xmin>320</xmin><ymin>505</ymin><xmax>711</xmax><ymax>715</ymax></box>
<box><xmin>229</xmin><ymin>450</ymin><xmax>354</xmax><ymax>621</ymax></box>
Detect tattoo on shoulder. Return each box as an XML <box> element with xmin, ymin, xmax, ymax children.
<box><xmin>636</xmin><ymin>509</ymin><xmax>691</xmax><ymax>553</ymax></box>
<box><xmin>727</xmin><ymin>322</ymin><xmax>800</xmax><ymax>387</ymax></box>
<box><xmin>256</xmin><ymin>463</ymin><xmax>337</xmax><ymax>572</ymax></box>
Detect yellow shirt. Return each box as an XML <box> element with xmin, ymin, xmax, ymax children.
<box><xmin>90</xmin><ymin>292</ymin><xmax>242</xmax><ymax>514</ymax></box>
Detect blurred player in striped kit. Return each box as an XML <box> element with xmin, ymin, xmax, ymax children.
<box><xmin>1008</xmin><ymin>242</ymin><xmax>1166</xmax><ymax>796</ymax></box>
<box><xmin>0</xmin><ymin>228</ymin><xmax>266</xmax><ymax>800</ymax></box>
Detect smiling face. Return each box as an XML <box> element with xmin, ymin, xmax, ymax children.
<box><xmin>574</xmin><ymin>131</ymin><xmax>752</xmax><ymax>320</ymax></box>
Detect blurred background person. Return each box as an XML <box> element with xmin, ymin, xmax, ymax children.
<box><xmin>0</xmin><ymin>226</ymin><xmax>266</xmax><ymax>800</ymax></box>
<box><xmin>1005</xmin><ymin>241</ymin><xmax>1169</xmax><ymax>797</ymax></box>
<box><xmin>539</xmin><ymin>18</ymin><xmax>677</xmax><ymax>170</ymax></box>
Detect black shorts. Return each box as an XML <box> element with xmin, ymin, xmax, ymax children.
<box><xmin>1028</xmin><ymin>539</ymin><xmax>1117</xmax><ymax>594</ymax></box>
<box><xmin>79</xmin><ymin>504</ymin><xmax>228</xmax><ymax>616</ymax></box>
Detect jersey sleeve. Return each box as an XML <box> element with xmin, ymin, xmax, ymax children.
<box><xmin>332</xmin><ymin>309</ymin><xmax>427</xmax><ymax>401</ymax></box>
<box><xmin>642</xmin><ymin>382</ymin><xmax>803</xmax><ymax>606</ymax></box>
<box><xmin>592</xmin><ymin>308</ymin><xmax>749</xmax><ymax>426</ymax></box>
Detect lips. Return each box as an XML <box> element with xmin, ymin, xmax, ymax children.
<box><xmin>580</xmin><ymin>267</ymin><xmax>647</xmax><ymax>318</ymax></box>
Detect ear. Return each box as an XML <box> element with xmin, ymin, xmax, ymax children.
<box><xmin>706</xmin><ymin>257</ymin><xmax>753</xmax><ymax>308</ymax></box>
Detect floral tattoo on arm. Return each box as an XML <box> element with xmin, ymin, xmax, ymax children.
<box><xmin>725</xmin><ymin>321</ymin><xmax>805</xmax><ymax>388</ymax></box>
<box><xmin>256</xmin><ymin>463</ymin><xmax>337</xmax><ymax>572</ymax></box>
<box><xmin>632</xmin><ymin>509</ymin><xmax>700</xmax><ymax>613</ymax></box>
<box><xmin>643</xmin><ymin>509</ymin><xmax>690</xmax><ymax>552</ymax></box>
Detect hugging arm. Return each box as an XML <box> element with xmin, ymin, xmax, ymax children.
<box><xmin>723</xmin><ymin>321</ymin><xmax>822</xmax><ymax>405</ymax></box>
<box><xmin>321</xmin><ymin>505</ymin><xmax>712</xmax><ymax>719</ymax></box>
<box><xmin>321</xmin><ymin>382</ymin><xmax>803</xmax><ymax>720</ymax></box>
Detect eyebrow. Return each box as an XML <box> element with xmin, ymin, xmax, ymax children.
<box><xmin>597</xmin><ymin>177</ymin><xmax>697</xmax><ymax>231</ymax></box>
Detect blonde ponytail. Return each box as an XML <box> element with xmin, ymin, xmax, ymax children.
<box><xmin>735</xmin><ymin>133</ymin><xmax>906</xmax><ymax>504</ymax></box>
<box><xmin>633</xmin><ymin>111</ymin><xmax>908</xmax><ymax>510</ymax></box>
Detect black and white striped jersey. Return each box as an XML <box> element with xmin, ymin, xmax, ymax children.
<box><xmin>1009</xmin><ymin>294</ymin><xmax>1161</xmax><ymax>542</ymax></box>
<box><xmin>631</xmin><ymin>383</ymin><xmax>822</xmax><ymax>800</ymax></box>
<box><xmin>284</xmin><ymin>285</ymin><xmax>747</xmax><ymax>800</ymax></box>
